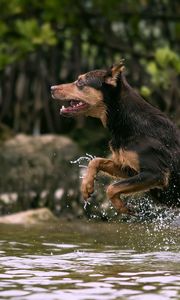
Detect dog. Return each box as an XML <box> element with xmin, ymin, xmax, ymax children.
<box><xmin>51</xmin><ymin>62</ymin><xmax>180</xmax><ymax>215</ymax></box>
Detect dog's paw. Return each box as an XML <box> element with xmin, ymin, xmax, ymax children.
<box><xmin>81</xmin><ymin>178</ymin><xmax>94</xmax><ymax>200</ymax></box>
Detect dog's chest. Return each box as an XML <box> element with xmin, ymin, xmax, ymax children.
<box><xmin>111</xmin><ymin>148</ymin><xmax>140</xmax><ymax>172</ymax></box>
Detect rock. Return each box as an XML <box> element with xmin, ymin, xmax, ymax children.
<box><xmin>0</xmin><ymin>208</ymin><xmax>57</xmax><ymax>224</ymax></box>
<box><xmin>0</xmin><ymin>134</ymin><xmax>84</xmax><ymax>217</ymax></box>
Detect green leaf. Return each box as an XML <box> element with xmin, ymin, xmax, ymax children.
<box><xmin>140</xmin><ymin>86</ymin><xmax>152</xmax><ymax>97</ymax></box>
<box><xmin>155</xmin><ymin>47</ymin><xmax>180</xmax><ymax>70</ymax></box>
<box><xmin>146</xmin><ymin>62</ymin><xmax>158</xmax><ymax>76</ymax></box>
<box><xmin>0</xmin><ymin>21</ymin><xmax>8</xmax><ymax>36</ymax></box>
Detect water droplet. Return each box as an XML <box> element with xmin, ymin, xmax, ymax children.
<box><xmin>84</xmin><ymin>200</ymin><xmax>90</xmax><ymax>209</ymax></box>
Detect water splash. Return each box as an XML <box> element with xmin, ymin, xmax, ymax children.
<box><xmin>84</xmin><ymin>200</ymin><xmax>90</xmax><ymax>210</ymax></box>
<box><xmin>70</xmin><ymin>154</ymin><xmax>96</xmax><ymax>209</ymax></box>
<box><xmin>70</xmin><ymin>153</ymin><xmax>96</xmax><ymax>166</ymax></box>
<box><xmin>70</xmin><ymin>153</ymin><xmax>96</xmax><ymax>179</ymax></box>
<box><xmin>70</xmin><ymin>155</ymin><xmax>180</xmax><ymax>224</ymax></box>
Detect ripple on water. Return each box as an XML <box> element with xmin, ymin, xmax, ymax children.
<box><xmin>0</xmin><ymin>221</ymin><xmax>180</xmax><ymax>300</ymax></box>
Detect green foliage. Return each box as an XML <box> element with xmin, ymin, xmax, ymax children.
<box><xmin>14</xmin><ymin>19</ymin><xmax>57</xmax><ymax>54</ymax></box>
<box><xmin>15</xmin><ymin>20</ymin><xmax>56</xmax><ymax>46</ymax></box>
<box><xmin>140</xmin><ymin>46</ymin><xmax>180</xmax><ymax>124</ymax></box>
<box><xmin>142</xmin><ymin>47</ymin><xmax>180</xmax><ymax>90</ymax></box>
<box><xmin>0</xmin><ymin>1</ymin><xmax>57</xmax><ymax>69</ymax></box>
<box><xmin>155</xmin><ymin>47</ymin><xmax>180</xmax><ymax>72</ymax></box>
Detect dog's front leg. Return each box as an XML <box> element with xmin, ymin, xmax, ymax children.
<box><xmin>81</xmin><ymin>157</ymin><xmax>128</xmax><ymax>200</ymax></box>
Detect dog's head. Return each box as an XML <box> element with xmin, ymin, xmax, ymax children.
<box><xmin>51</xmin><ymin>61</ymin><xmax>125</xmax><ymax>126</ymax></box>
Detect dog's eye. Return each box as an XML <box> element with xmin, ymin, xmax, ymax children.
<box><xmin>76</xmin><ymin>79</ymin><xmax>85</xmax><ymax>89</ymax></box>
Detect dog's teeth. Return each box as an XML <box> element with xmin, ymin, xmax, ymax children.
<box><xmin>62</xmin><ymin>105</ymin><xmax>65</xmax><ymax>110</ymax></box>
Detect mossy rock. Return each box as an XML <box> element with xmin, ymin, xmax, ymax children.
<box><xmin>0</xmin><ymin>134</ymin><xmax>84</xmax><ymax>217</ymax></box>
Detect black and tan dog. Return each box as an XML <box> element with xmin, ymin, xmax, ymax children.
<box><xmin>51</xmin><ymin>62</ymin><xmax>180</xmax><ymax>215</ymax></box>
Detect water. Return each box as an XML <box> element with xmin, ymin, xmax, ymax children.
<box><xmin>0</xmin><ymin>219</ymin><xmax>180</xmax><ymax>300</ymax></box>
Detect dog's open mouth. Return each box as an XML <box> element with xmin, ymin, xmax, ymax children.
<box><xmin>60</xmin><ymin>100</ymin><xmax>89</xmax><ymax>114</ymax></box>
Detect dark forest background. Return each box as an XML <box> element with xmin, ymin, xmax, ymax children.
<box><xmin>0</xmin><ymin>0</ymin><xmax>180</xmax><ymax>153</ymax></box>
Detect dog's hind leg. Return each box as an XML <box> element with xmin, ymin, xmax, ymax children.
<box><xmin>106</xmin><ymin>171</ymin><xmax>168</xmax><ymax>215</ymax></box>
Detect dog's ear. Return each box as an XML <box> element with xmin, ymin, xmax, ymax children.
<box><xmin>111</xmin><ymin>61</ymin><xmax>125</xmax><ymax>78</ymax></box>
<box><xmin>105</xmin><ymin>60</ymin><xmax>125</xmax><ymax>86</ymax></box>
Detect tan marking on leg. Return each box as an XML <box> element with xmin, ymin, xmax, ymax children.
<box><xmin>81</xmin><ymin>157</ymin><xmax>129</xmax><ymax>200</ymax></box>
<box><xmin>106</xmin><ymin>171</ymin><xmax>168</xmax><ymax>215</ymax></box>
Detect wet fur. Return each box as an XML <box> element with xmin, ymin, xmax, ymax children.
<box><xmin>51</xmin><ymin>64</ymin><xmax>180</xmax><ymax>214</ymax></box>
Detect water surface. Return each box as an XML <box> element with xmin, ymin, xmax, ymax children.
<box><xmin>0</xmin><ymin>219</ymin><xmax>180</xmax><ymax>299</ymax></box>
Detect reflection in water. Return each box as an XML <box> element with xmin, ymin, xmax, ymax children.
<box><xmin>0</xmin><ymin>220</ymin><xmax>180</xmax><ymax>300</ymax></box>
